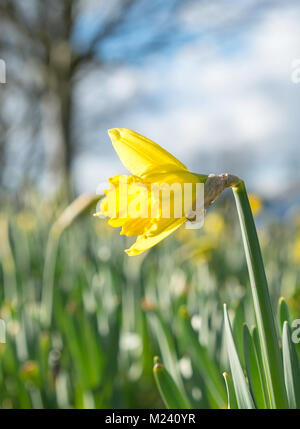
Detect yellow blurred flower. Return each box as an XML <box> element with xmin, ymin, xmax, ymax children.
<box><xmin>20</xmin><ymin>360</ymin><xmax>39</xmax><ymax>381</ymax></box>
<box><xmin>203</xmin><ymin>212</ymin><xmax>225</xmax><ymax>236</ymax></box>
<box><xmin>175</xmin><ymin>213</ymin><xmax>224</xmax><ymax>263</ymax></box>
<box><xmin>248</xmin><ymin>194</ymin><xmax>263</xmax><ymax>216</ymax></box>
<box><xmin>95</xmin><ymin>129</ymin><xmax>207</xmax><ymax>256</ymax></box>
<box><xmin>189</xmin><ymin>237</ymin><xmax>217</xmax><ymax>263</ymax></box>
<box><xmin>293</xmin><ymin>236</ymin><xmax>300</xmax><ymax>263</ymax></box>
<box><xmin>174</xmin><ymin>226</ymin><xmax>193</xmax><ymax>246</ymax></box>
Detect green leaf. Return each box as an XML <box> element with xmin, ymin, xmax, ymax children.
<box><xmin>278</xmin><ymin>297</ymin><xmax>290</xmax><ymax>332</ymax></box>
<box><xmin>223</xmin><ymin>372</ymin><xmax>238</xmax><ymax>409</ymax></box>
<box><xmin>178</xmin><ymin>306</ymin><xmax>226</xmax><ymax>408</ymax></box>
<box><xmin>223</xmin><ymin>304</ymin><xmax>255</xmax><ymax>409</ymax></box>
<box><xmin>282</xmin><ymin>321</ymin><xmax>300</xmax><ymax>409</ymax></box>
<box><xmin>153</xmin><ymin>359</ymin><xmax>191</xmax><ymax>409</ymax></box>
<box><xmin>251</xmin><ymin>325</ymin><xmax>271</xmax><ymax>408</ymax></box>
<box><xmin>243</xmin><ymin>324</ymin><xmax>267</xmax><ymax>408</ymax></box>
<box><xmin>233</xmin><ymin>182</ymin><xmax>288</xmax><ymax>408</ymax></box>
<box><xmin>233</xmin><ymin>299</ymin><xmax>246</xmax><ymax>366</ymax></box>
<box><xmin>148</xmin><ymin>311</ymin><xmax>184</xmax><ymax>392</ymax></box>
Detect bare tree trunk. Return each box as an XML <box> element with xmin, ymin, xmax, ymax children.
<box><xmin>41</xmin><ymin>88</ymin><xmax>73</xmax><ymax>197</ymax></box>
<box><xmin>41</xmin><ymin>0</ymin><xmax>75</xmax><ymax>199</ymax></box>
<box><xmin>59</xmin><ymin>76</ymin><xmax>74</xmax><ymax>200</ymax></box>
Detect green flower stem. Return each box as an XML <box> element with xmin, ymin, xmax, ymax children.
<box><xmin>232</xmin><ymin>180</ymin><xmax>288</xmax><ymax>409</ymax></box>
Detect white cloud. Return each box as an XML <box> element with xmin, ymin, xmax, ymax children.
<box><xmin>178</xmin><ymin>0</ymin><xmax>257</xmax><ymax>32</ymax></box>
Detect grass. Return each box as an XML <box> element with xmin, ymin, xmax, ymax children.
<box><xmin>0</xmin><ymin>188</ymin><xmax>300</xmax><ymax>409</ymax></box>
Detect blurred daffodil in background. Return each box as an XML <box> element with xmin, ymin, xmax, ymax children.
<box><xmin>175</xmin><ymin>212</ymin><xmax>226</xmax><ymax>263</ymax></box>
<box><xmin>248</xmin><ymin>193</ymin><xmax>263</xmax><ymax>216</ymax></box>
<box><xmin>292</xmin><ymin>235</ymin><xmax>300</xmax><ymax>263</ymax></box>
<box><xmin>203</xmin><ymin>212</ymin><xmax>225</xmax><ymax>236</ymax></box>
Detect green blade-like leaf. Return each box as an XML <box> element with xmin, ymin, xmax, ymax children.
<box><xmin>153</xmin><ymin>360</ymin><xmax>191</xmax><ymax>409</ymax></box>
<box><xmin>178</xmin><ymin>306</ymin><xmax>226</xmax><ymax>408</ymax></box>
<box><xmin>233</xmin><ymin>182</ymin><xmax>288</xmax><ymax>408</ymax></box>
<box><xmin>282</xmin><ymin>321</ymin><xmax>300</xmax><ymax>409</ymax></box>
<box><xmin>251</xmin><ymin>325</ymin><xmax>271</xmax><ymax>408</ymax></box>
<box><xmin>223</xmin><ymin>372</ymin><xmax>238</xmax><ymax>409</ymax></box>
<box><xmin>233</xmin><ymin>299</ymin><xmax>246</xmax><ymax>366</ymax></box>
<box><xmin>278</xmin><ymin>297</ymin><xmax>290</xmax><ymax>332</ymax></box>
<box><xmin>223</xmin><ymin>304</ymin><xmax>255</xmax><ymax>409</ymax></box>
<box><xmin>243</xmin><ymin>324</ymin><xmax>267</xmax><ymax>409</ymax></box>
<box><xmin>148</xmin><ymin>311</ymin><xmax>184</xmax><ymax>393</ymax></box>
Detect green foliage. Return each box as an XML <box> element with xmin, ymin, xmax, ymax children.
<box><xmin>223</xmin><ymin>305</ymin><xmax>255</xmax><ymax>409</ymax></box>
<box><xmin>222</xmin><ymin>372</ymin><xmax>238</xmax><ymax>409</ymax></box>
<box><xmin>282</xmin><ymin>321</ymin><xmax>300</xmax><ymax>408</ymax></box>
<box><xmin>233</xmin><ymin>182</ymin><xmax>287</xmax><ymax>408</ymax></box>
<box><xmin>153</xmin><ymin>358</ymin><xmax>191</xmax><ymax>409</ymax></box>
<box><xmin>154</xmin><ymin>185</ymin><xmax>300</xmax><ymax>410</ymax></box>
<box><xmin>0</xmin><ymin>190</ymin><xmax>300</xmax><ymax>409</ymax></box>
<box><xmin>243</xmin><ymin>324</ymin><xmax>268</xmax><ymax>408</ymax></box>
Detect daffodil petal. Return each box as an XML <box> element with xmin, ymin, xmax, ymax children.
<box><xmin>108</xmin><ymin>128</ymin><xmax>188</xmax><ymax>177</ymax></box>
<box><xmin>125</xmin><ymin>217</ymin><xmax>186</xmax><ymax>256</ymax></box>
<box><xmin>142</xmin><ymin>167</ymin><xmax>204</xmax><ymax>184</ymax></box>
<box><xmin>120</xmin><ymin>218</ymin><xmax>152</xmax><ymax>237</ymax></box>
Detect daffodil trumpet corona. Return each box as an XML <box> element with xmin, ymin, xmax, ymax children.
<box><xmin>95</xmin><ymin>128</ymin><xmax>241</xmax><ymax>256</ymax></box>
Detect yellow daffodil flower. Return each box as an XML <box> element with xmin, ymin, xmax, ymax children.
<box><xmin>96</xmin><ymin>128</ymin><xmax>207</xmax><ymax>256</ymax></box>
<box><xmin>203</xmin><ymin>212</ymin><xmax>225</xmax><ymax>236</ymax></box>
